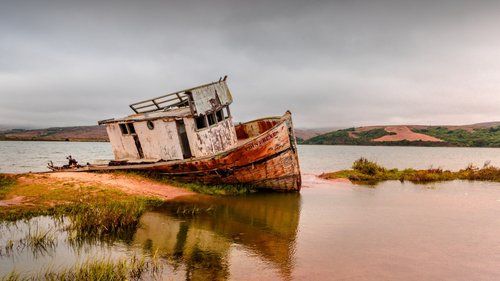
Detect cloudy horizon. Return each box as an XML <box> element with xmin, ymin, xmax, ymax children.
<box><xmin>1</xmin><ymin>0</ymin><xmax>500</xmax><ymax>129</ymax></box>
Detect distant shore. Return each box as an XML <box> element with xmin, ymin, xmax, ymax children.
<box><xmin>0</xmin><ymin>138</ymin><xmax>108</xmax><ymax>142</ymax></box>
<box><xmin>2</xmin><ymin>121</ymin><xmax>500</xmax><ymax>147</ymax></box>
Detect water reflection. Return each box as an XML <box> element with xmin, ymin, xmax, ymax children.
<box><xmin>134</xmin><ymin>193</ymin><xmax>301</xmax><ymax>280</ymax></box>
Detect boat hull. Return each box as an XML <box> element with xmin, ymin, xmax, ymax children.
<box><xmin>64</xmin><ymin>112</ymin><xmax>301</xmax><ymax>191</ymax></box>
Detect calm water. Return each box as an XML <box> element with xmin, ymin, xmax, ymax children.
<box><xmin>1</xmin><ymin>141</ymin><xmax>500</xmax><ymax>173</ymax></box>
<box><xmin>1</xmin><ymin>142</ymin><xmax>500</xmax><ymax>280</ymax></box>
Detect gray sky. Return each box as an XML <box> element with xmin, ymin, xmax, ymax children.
<box><xmin>1</xmin><ymin>0</ymin><xmax>499</xmax><ymax>128</ymax></box>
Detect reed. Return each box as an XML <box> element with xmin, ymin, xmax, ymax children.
<box><xmin>60</xmin><ymin>198</ymin><xmax>162</xmax><ymax>244</ymax></box>
<box><xmin>2</xmin><ymin>255</ymin><xmax>165</xmax><ymax>281</ymax></box>
<box><xmin>21</xmin><ymin>225</ymin><xmax>57</xmax><ymax>257</ymax></box>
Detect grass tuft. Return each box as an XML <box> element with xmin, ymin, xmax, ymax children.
<box><xmin>21</xmin><ymin>224</ymin><xmax>57</xmax><ymax>257</ymax></box>
<box><xmin>116</xmin><ymin>170</ymin><xmax>257</xmax><ymax>195</ymax></box>
<box><xmin>2</xmin><ymin>255</ymin><xmax>165</xmax><ymax>281</ymax></box>
<box><xmin>61</xmin><ymin>199</ymin><xmax>157</xmax><ymax>244</ymax></box>
<box><xmin>0</xmin><ymin>175</ymin><xmax>17</xmax><ymax>199</ymax></box>
<box><xmin>321</xmin><ymin>158</ymin><xmax>500</xmax><ymax>184</ymax></box>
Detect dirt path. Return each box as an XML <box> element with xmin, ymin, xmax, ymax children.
<box><xmin>373</xmin><ymin>126</ymin><xmax>443</xmax><ymax>142</ymax></box>
<box><xmin>47</xmin><ymin>172</ymin><xmax>195</xmax><ymax>200</ymax></box>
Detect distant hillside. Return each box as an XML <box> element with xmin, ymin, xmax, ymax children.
<box><xmin>2</xmin><ymin>122</ymin><xmax>499</xmax><ymax>147</ymax></box>
<box><xmin>294</xmin><ymin>127</ymin><xmax>344</xmax><ymax>142</ymax></box>
<box><xmin>303</xmin><ymin>122</ymin><xmax>500</xmax><ymax>147</ymax></box>
<box><xmin>0</xmin><ymin>126</ymin><xmax>108</xmax><ymax>142</ymax></box>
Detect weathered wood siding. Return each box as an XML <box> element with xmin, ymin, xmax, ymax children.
<box><xmin>134</xmin><ymin>120</ymin><xmax>183</xmax><ymax>160</ymax></box>
<box><xmin>191</xmin><ymin>81</ymin><xmax>232</xmax><ymax>115</ymax></box>
<box><xmin>235</xmin><ymin>119</ymin><xmax>279</xmax><ymax>139</ymax></box>
<box><xmin>184</xmin><ymin>117</ymin><xmax>238</xmax><ymax>158</ymax></box>
<box><xmin>106</xmin><ymin>124</ymin><xmax>140</xmax><ymax>160</ymax></box>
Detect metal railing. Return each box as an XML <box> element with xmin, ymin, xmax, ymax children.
<box><xmin>129</xmin><ymin>77</ymin><xmax>227</xmax><ymax>114</ymax></box>
<box><xmin>129</xmin><ymin>91</ymin><xmax>190</xmax><ymax>113</ymax></box>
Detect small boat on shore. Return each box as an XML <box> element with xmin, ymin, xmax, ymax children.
<box><xmin>49</xmin><ymin>77</ymin><xmax>301</xmax><ymax>191</ymax></box>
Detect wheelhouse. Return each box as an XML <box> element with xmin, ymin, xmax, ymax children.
<box><xmin>98</xmin><ymin>78</ymin><xmax>238</xmax><ymax>162</ymax></box>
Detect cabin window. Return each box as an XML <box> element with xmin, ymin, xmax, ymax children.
<box><xmin>147</xmin><ymin>121</ymin><xmax>154</xmax><ymax>130</ymax></box>
<box><xmin>126</xmin><ymin>123</ymin><xmax>136</xmax><ymax>134</ymax></box>
<box><xmin>119</xmin><ymin>124</ymin><xmax>128</xmax><ymax>134</ymax></box>
<box><xmin>195</xmin><ymin>115</ymin><xmax>207</xmax><ymax>130</ymax></box>
<box><xmin>216</xmin><ymin>109</ymin><xmax>224</xmax><ymax>122</ymax></box>
<box><xmin>224</xmin><ymin>106</ymin><xmax>231</xmax><ymax>119</ymax></box>
<box><xmin>207</xmin><ymin>113</ymin><xmax>216</xmax><ymax>126</ymax></box>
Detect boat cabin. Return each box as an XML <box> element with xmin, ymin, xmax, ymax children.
<box><xmin>98</xmin><ymin>78</ymin><xmax>238</xmax><ymax>162</ymax></box>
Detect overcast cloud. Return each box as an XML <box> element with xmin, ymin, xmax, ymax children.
<box><xmin>1</xmin><ymin>0</ymin><xmax>499</xmax><ymax>128</ymax></box>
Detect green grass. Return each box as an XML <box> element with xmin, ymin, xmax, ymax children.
<box><xmin>302</xmin><ymin>126</ymin><xmax>500</xmax><ymax>147</ymax></box>
<box><xmin>415</xmin><ymin>126</ymin><xmax>500</xmax><ymax>147</ymax></box>
<box><xmin>21</xmin><ymin>225</ymin><xmax>57</xmax><ymax>257</ymax></box>
<box><xmin>1</xmin><ymin>255</ymin><xmax>164</xmax><ymax>281</ymax></box>
<box><xmin>304</xmin><ymin>128</ymin><xmax>393</xmax><ymax>145</ymax></box>
<box><xmin>117</xmin><ymin>171</ymin><xmax>257</xmax><ymax>195</ymax></box>
<box><xmin>0</xmin><ymin>175</ymin><xmax>17</xmax><ymax>199</ymax></box>
<box><xmin>321</xmin><ymin>158</ymin><xmax>500</xmax><ymax>184</ymax></box>
<box><xmin>0</xmin><ymin>173</ymin><xmax>164</xmax><ymax>222</ymax></box>
<box><xmin>61</xmin><ymin>198</ymin><xmax>162</xmax><ymax>244</ymax></box>
<box><xmin>170</xmin><ymin>181</ymin><xmax>256</xmax><ymax>195</ymax></box>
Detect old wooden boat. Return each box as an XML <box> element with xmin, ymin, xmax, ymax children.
<box><xmin>50</xmin><ymin>78</ymin><xmax>301</xmax><ymax>191</ymax></box>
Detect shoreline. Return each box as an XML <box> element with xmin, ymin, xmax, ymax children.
<box><xmin>2</xmin><ymin>139</ymin><xmax>500</xmax><ymax>147</ymax></box>
<box><xmin>0</xmin><ymin>139</ymin><xmax>108</xmax><ymax>142</ymax></box>
<box><xmin>0</xmin><ymin>172</ymin><xmax>195</xmax><ymax>221</ymax></box>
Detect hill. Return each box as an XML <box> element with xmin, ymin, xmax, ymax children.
<box><xmin>0</xmin><ymin>126</ymin><xmax>108</xmax><ymax>142</ymax></box>
<box><xmin>294</xmin><ymin>127</ymin><xmax>344</xmax><ymax>142</ymax></box>
<box><xmin>302</xmin><ymin>122</ymin><xmax>500</xmax><ymax>147</ymax></box>
<box><xmin>2</xmin><ymin>122</ymin><xmax>499</xmax><ymax>147</ymax></box>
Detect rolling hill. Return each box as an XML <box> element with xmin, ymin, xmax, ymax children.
<box><xmin>0</xmin><ymin>126</ymin><xmax>108</xmax><ymax>142</ymax></box>
<box><xmin>302</xmin><ymin>122</ymin><xmax>500</xmax><ymax>147</ymax></box>
<box><xmin>1</xmin><ymin>122</ymin><xmax>499</xmax><ymax>147</ymax></box>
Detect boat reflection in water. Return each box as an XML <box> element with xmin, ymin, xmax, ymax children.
<box><xmin>133</xmin><ymin>192</ymin><xmax>301</xmax><ymax>280</ymax></box>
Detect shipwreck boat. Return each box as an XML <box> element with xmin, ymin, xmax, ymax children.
<box><xmin>50</xmin><ymin>77</ymin><xmax>301</xmax><ymax>191</ymax></box>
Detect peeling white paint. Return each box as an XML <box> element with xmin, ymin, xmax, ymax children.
<box><xmin>134</xmin><ymin>120</ymin><xmax>183</xmax><ymax>160</ymax></box>
<box><xmin>184</xmin><ymin>118</ymin><xmax>237</xmax><ymax>158</ymax></box>
<box><xmin>106</xmin><ymin>124</ymin><xmax>140</xmax><ymax>160</ymax></box>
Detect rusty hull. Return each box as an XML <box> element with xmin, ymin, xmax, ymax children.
<box><xmin>69</xmin><ymin>112</ymin><xmax>301</xmax><ymax>191</ymax></box>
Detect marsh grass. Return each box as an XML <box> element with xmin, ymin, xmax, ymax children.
<box><xmin>0</xmin><ymin>172</ymin><xmax>164</xmax><ymax>222</ymax></box>
<box><xmin>321</xmin><ymin>158</ymin><xmax>500</xmax><ymax>184</ymax></box>
<box><xmin>0</xmin><ymin>175</ymin><xmax>17</xmax><ymax>199</ymax></box>
<box><xmin>2</xmin><ymin>254</ymin><xmax>165</xmax><ymax>281</ymax></box>
<box><xmin>61</xmin><ymin>199</ymin><xmax>162</xmax><ymax>244</ymax></box>
<box><xmin>0</xmin><ymin>222</ymin><xmax>57</xmax><ymax>258</ymax></box>
<box><xmin>116</xmin><ymin>170</ymin><xmax>257</xmax><ymax>195</ymax></box>
<box><xmin>21</xmin><ymin>224</ymin><xmax>57</xmax><ymax>257</ymax></box>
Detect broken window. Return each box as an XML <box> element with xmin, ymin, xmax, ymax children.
<box><xmin>119</xmin><ymin>124</ymin><xmax>128</xmax><ymax>134</ymax></box>
<box><xmin>195</xmin><ymin>115</ymin><xmax>207</xmax><ymax>130</ymax></box>
<box><xmin>216</xmin><ymin>109</ymin><xmax>224</xmax><ymax>122</ymax></box>
<box><xmin>224</xmin><ymin>106</ymin><xmax>231</xmax><ymax>119</ymax></box>
<box><xmin>207</xmin><ymin>113</ymin><xmax>216</xmax><ymax>126</ymax></box>
<box><xmin>127</xmin><ymin>123</ymin><xmax>136</xmax><ymax>134</ymax></box>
